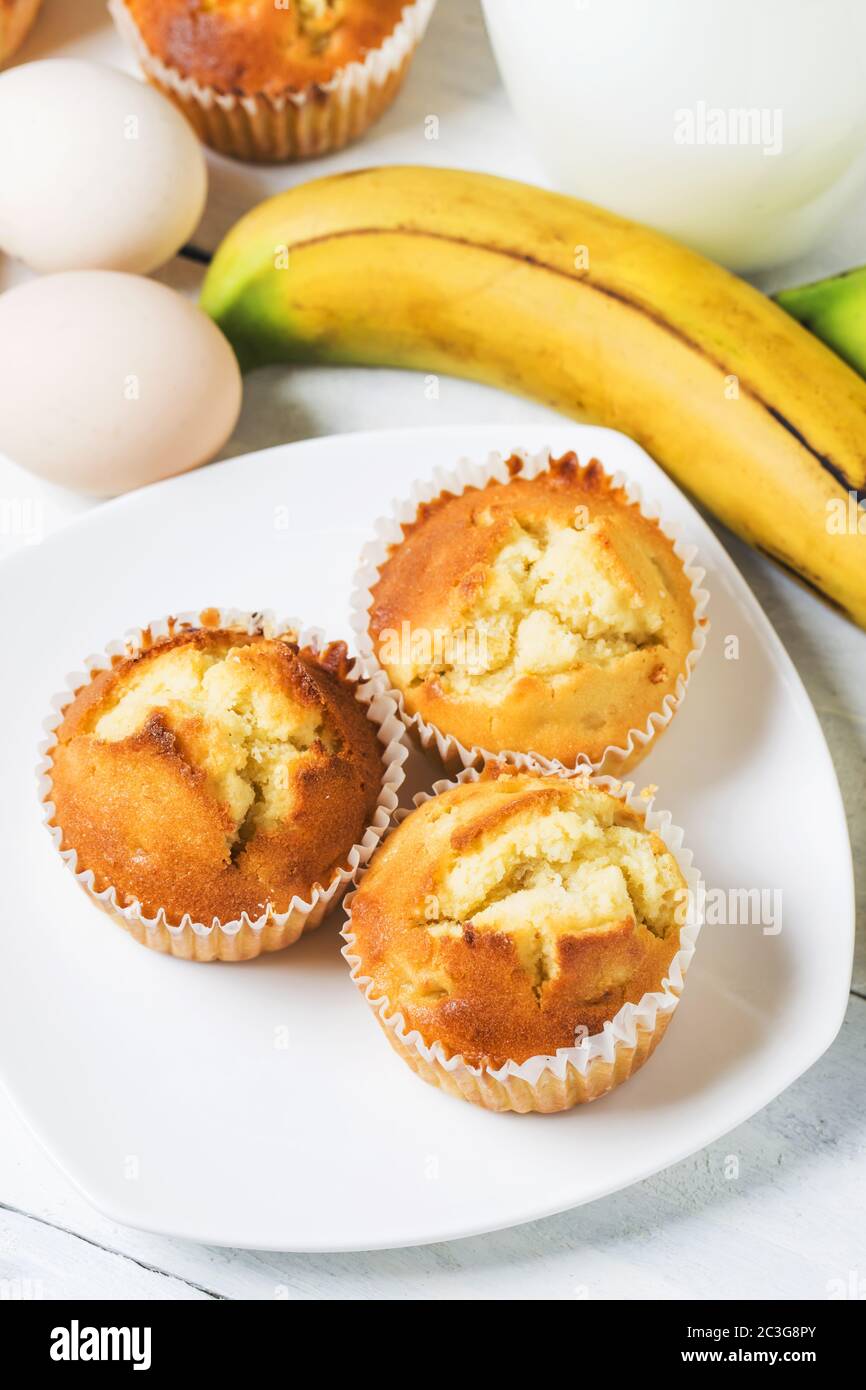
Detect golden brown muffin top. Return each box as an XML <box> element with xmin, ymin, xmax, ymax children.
<box><xmin>368</xmin><ymin>454</ymin><xmax>698</xmax><ymax>765</ymax></box>
<box><xmin>347</xmin><ymin>765</ymin><xmax>688</xmax><ymax>1067</ymax></box>
<box><xmin>48</xmin><ymin>626</ymin><xmax>384</xmax><ymax>927</ymax></box>
<box><xmin>0</xmin><ymin>0</ymin><xmax>42</xmax><ymax>63</ymax></box>
<box><xmin>124</xmin><ymin>0</ymin><xmax>411</xmax><ymax>95</ymax></box>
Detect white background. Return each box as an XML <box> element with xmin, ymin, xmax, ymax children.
<box><xmin>0</xmin><ymin>0</ymin><xmax>864</xmax><ymax>1300</ymax></box>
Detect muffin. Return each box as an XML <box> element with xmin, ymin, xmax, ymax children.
<box><xmin>42</xmin><ymin>612</ymin><xmax>404</xmax><ymax>961</ymax></box>
<box><xmin>357</xmin><ymin>449</ymin><xmax>706</xmax><ymax>775</ymax></box>
<box><xmin>0</xmin><ymin>0</ymin><xmax>42</xmax><ymax>65</ymax></box>
<box><xmin>343</xmin><ymin>764</ymin><xmax>699</xmax><ymax>1112</ymax></box>
<box><xmin>109</xmin><ymin>0</ymin><xmax>436</xmax><ymax>162</ymax></box>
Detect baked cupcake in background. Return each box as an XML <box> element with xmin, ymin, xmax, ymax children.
<box><xmin>343</xmin><ymin>764</ymin><xmax>701</xmax><ymax>1113</ymax></box>
<box><xmin>0</xmin><ymin>0</ymin><xmax>42</xmax><ymax>65</ymax></box>
<box><xmin>355</xmin><ymin>449</ymin><xmax>707</xmax><ymax>776</ymax></box>
<box><xmin>41</xmin><ymin>611</ymin><xmax>405</xmax><ymax>961</ymax></box>
<box><xmin>109</xmin><ymin>0</ymin><xmax>437</xmax><ymax>162</ymax></box>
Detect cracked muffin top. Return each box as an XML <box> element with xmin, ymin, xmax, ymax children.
<box><xmin>121</xmin><ymin>0</ymin><xmax>411</xmax><ymax>95</ymax></box>
<box><xmin>47</xmin><ymin>625</ymin><xmax>384</xmax><ymax>927</ymax></box>
<box><xmin>347</xmin><ymin>766</ymin><xmax>688</xmax><ymax>1067</ymax></box>
<box><xmin>367</xmin><ymin>453</ymin><xmax>698</xmax><ymax>767</ymax></box>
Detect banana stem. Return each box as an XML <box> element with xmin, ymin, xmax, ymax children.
<box><xmin>775</xmin><ymin>265</ymin><xmax>866</xmax><ymax>379</ymax></box>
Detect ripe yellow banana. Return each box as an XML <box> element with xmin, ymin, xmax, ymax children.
<box><xmin>201</xmin><ymin>166</ymin><xmax>866</xmax><ymax>628</ymax></box>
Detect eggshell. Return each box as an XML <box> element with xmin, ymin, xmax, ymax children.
<box><xmin>0</xmin><ymin>271</ymin><xmax>242</xmax><ymax>496</ymax></box>
<box><xmin>0</xmin><ymin>60</ymin><xmax>207</xmax><ymax>274</ymax></box>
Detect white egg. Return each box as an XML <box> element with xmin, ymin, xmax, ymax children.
<box><xmin>0</xmin><ymin>60</ymin><xmax>207</xmax><ymax>275</ymax></box>
<box><xmin>0</xmin><ymin>271</ymin><xmax>242</xmax><ymax>496</ymax></box>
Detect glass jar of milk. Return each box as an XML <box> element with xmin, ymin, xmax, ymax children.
<box><xmin>481</xmin><ymin>0</ymin><xmax>866</xmax><ymax>271</ymax></box>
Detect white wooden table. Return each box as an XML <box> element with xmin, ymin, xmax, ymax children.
<box><xmin>1</xmin><ymin>0</ymin><xmax>864</xmax><ymax>1301</ymax></box>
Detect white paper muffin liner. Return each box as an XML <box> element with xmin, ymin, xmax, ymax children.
<box><xmin>109</xmin><ymin>0</ymin><xmax>437</xmax><ymax>163</ymax></box>
<box><xmin>342</xmin><ymin>764</ymin><xmax>703</xmax><ymax>1112</ymax></box>
<box><xmin>38</xmin><ymin>607</ymin><xmax>407</xmax><ymax>963</ymax></box>
<box><xmin>350</xmin><ymin>445</ymin><xmax>710</xmax><ymax>778</ymax></box>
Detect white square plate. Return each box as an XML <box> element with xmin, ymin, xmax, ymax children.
<box><xmin>0</xmin><ymin>424</ymin><xmax>853</xmax><ymax>1251</ymax></box>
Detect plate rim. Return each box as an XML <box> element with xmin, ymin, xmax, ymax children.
<box><xmin>0</xmin><ymin>421</ymin><xmax>855</xmax><ymax>1251</ymax></box>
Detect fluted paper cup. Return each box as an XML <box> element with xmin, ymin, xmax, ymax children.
<box><xmin>39</xmin><ymin>607</ymin><xmax>407</xmax><ymax>962</ymax></box>
<box><xmin>341</xmin><ymin>764</ymin><xmax>703</xmax><ymax>1113</ymax></box>
<box><xmin>109</xmin><ymin>0</ymin><xmax>437</xmax><ymax>163</ymax></box>
<box><xmin>350</xmin><ymin>445</ymin><xmax>709</xmax><ymax>778</ymax></box>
